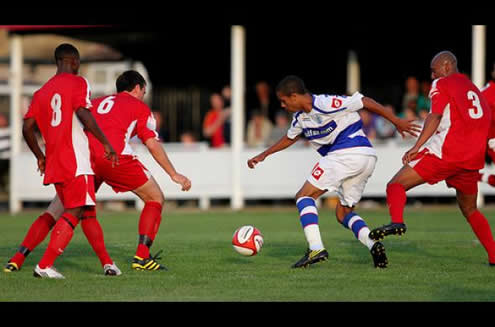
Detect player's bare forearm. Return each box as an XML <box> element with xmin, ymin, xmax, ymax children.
<box><xmin>247</xmin><ymin>135</ymin><xmax>299</xmax><ymax>168</ymax></box>
<box><xmin>76</xmin><ymin>108</ymin><xmax>110</xmax><ymax>147</ymax></box>
<box><xmin>412</xmin><ymin>113</ymin><xmax>442</xmax><ymax>150</ymax></box>
<box><xmin>145</xmin><ymin>137</ymin><xmax>177</xmax><ymax>177</ymax></box>
<box><xmin>22</xmin><ymin>118</ymin><xmax>44</xmax><ymax>160</ymax></box>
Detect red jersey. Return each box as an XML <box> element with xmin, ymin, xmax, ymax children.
<box><xmin>203</xmin><ymin>109</ymin><xmax>225</xmax><ymax>148</ymax></box>
<box><xmin>423</xmin><ymin>73</ymin><xmax>491</xmax><ymax>170</ymax></box>
<box><xmin>24</xmin><ymin>73</ymin><xmax>93</xmax><ymax>185</ymax></box>
<box><xmin>481</xmin><ymin>80</ymin><xmax>495</xmax><ymax>140</ymax></box>
<box><xmin>88</xmin><ymin>92</ymin><xmax>158</xmax><ymax>158</ymax></box>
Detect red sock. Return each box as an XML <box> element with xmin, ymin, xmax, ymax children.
<box><xmin>467</xmin><ymin>210</ymin><xmax>495</xmax><ymax>263</ymax></box>
<box><xmin>387</xmin><ymin>183</ymin><xmax>407</xmax><ymax>224</ymax></box>
<box><xmin>136</xmin><ymin>201</ymin><xmax>163</xmax><ymax>258</ymax></box>
<box><xmin>81</xmin><ymin>207</ymin><xmax>113</xmax><ymax>267</ymax></box>
<box><xmin>10</xmin><ymin>212</ymin><xmax>56</xmax><ymax>268</ymax></box>
<box><xmin>38</xmin><ymin>213</ymin><xmax>79</xmax><ymax>269</ymax></box>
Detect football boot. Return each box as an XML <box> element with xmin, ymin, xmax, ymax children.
<box><xmin>291</xmin><ymin>248</ymin><xmax>329</xmax><ymax>268</ymax></box>
<box><xmin>369</xmin><ymin>223</ymin><xmax>407</xmax><ymax>241</ymax></box>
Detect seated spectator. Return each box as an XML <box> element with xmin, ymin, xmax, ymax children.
<box><xmin>359</xmin><ymin>109</ymin><xmax>377</xmax><ymax>140</ymax></box>
<box><xmin>375</xmin><ymin>104</ymin><xmax>397</xmax><ymax>140</ymax></box>
<box><xmin>417</xmin><ymin>80</ymin><xmax>431</xmax><ymax>113</ymax></box>
<box><xmin>266</xmin><ymin>110</ymin><xmax>290</xmax><ymax>146</ymax></box>
<box><xmin>202</xmin><ymin>93</ymin><xmax>231</xmax><ymax>148</ymax></box>
<box><xmin>402</xmin><ymin>76</ymin><xmax>419</xmax><ymax>112</ymax></box>
<box><xmin>246</xmin><ymin>109</ymin><xmax>273</xmax><ymax>148</ymax></box>
<box><xmin>180</xmin><ymin>130</ymin><xmax>197</xmax><ymax>146</ymax></box>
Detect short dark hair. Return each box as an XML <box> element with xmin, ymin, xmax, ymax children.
<box><xmin>276</xmin><ymin>75</ymin><xmax>308</xmax><ymax>96</ymax></box>
<box><xmin>54</xmin><ymin>43</ymin><xmax>79</xmax><ymax>62</ymax></box>
<box><xmin>116</xmin><ymin>70</ymin><xmax>147</xmax><ymax>92</ymax></box>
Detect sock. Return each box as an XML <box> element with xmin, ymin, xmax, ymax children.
<box><xmin>81</xmin><ymin>207</ymin><xmax>113</xmax><ymax>267</ymax></box>
<box><xmin>341</xmin><ymin>212</ymin><xmax>375</xmax><ymax>250</ymax></box>
<box><xmin>296</xmin><ymin>197</ymin><xmax>324</xmax><ymax>251</ymax></box>
<box><xmin>467</xmin><ymin>210</ymin><xmax>495</xmax><ymax>263</ymax></box>
<box><xmin>387</xmin><ymin>183</ymin><xmax>407</xmax><ymax>224</ymax></box>
<box><xmin>136</xmin><ymin>201</ymin><xmax>163</xmax><ymax>258</ymax></box>
<box><xmin>10</xmin><ymin>212</ymin><xmax>56</xmax><ymax>268</ymax></box>
<box><xmin>38</xmin><ymin>213</ymin><xmax>79</xmax><ymax>269</ymax></box>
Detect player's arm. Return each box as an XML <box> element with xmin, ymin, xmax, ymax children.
<box><xmin>362</xmin><ymin>97</ymin><xmax>421</xmax><ymax>138</ymax></box>
<box><xmin>247</xmin><ymin>134</ymin><xmax>301</xmax><ymax>169</ymax></box>
<box><xmin>402</xmin><ymin>113</ymin><xmax>442</xmax><ymax>165</ymax></box>
<box><xmin>144</xmin><ymin>137</ymin><xmax>191</xmax><ymax>191</ymax></box>
<box><xmin>22</xmin><ymin>117</ymin><xmax>45</xmax><ymax>175</ymax></box>
<box><xmin>75</xmin><ymin>108</ymin><xmax>118</xmax><ymax>167</ymax></box>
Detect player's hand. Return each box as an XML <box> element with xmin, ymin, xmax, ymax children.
<box><xmin>402</xmin><ymin>145</ymin><xmax>420</xmax><ymax>165</ymax></box>
<box><xmin>247</xmin><ymin>153</ymin><xmax>267</xmax><ymax>169</ymax></box>
<box><xmin>395</xmin><ymin>118</ymin><xmax>422</xmax><ymax>138</ymax></box>
<box><xmin>37</xmin><ymin>156</ymin><xmax>46</xmax><ymax>176</ymax></box>
<box><xmin>172</xmin><ymin>173</ymin><xmax>191</xmax><ymax>191</ymax></box>
<box><xmin>103</xmin><ymin>143</ymin><xmax>119</xmax><ymax>168</ymax></box>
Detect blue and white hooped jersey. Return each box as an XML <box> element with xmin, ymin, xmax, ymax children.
<box><xmin>287</xmin><ymin>92</ymin><xmax>377</xmax><ymax>157</ymax></box>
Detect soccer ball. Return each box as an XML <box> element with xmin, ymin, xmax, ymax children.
<box><xmin>232</xmin><ymin>225</ymin><xmax>264</xmax><ymax>256</ymax></box>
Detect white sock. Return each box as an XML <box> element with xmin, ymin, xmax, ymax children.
<box><xmin>304</xmin><ymin>224</ymin><xmax>324</xmax><ymax>251</ymax></box>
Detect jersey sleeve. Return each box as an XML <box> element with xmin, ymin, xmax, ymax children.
<box><xmin>24</xmin><ymin>91</ymin><xmax>39</xmax><ymax>119</ymax></box>
<box><xmin>72</xmin><ymin>76</ymin><xmax>92</xmax><ymax>111</ymax></box>
<box><xmin>287</xmin><ymin>112</ymin><xmax>303</xmax><ymax>139</ymax></box>
<box><xmin>136</xmin><ymin>103</ymin><xmax>159</xmax><ymax>143</ymax></box>
<box><xmin>429</xmin><ymin>78</ymin><xmax>450</xmax><ymax>114</ymax></box>
<box><xmin>313</xmin><ymin>92</ymin><xmax>364</xmax><ymax>114</ymax></box>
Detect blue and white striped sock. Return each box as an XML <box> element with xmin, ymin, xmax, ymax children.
<box><xmin>341</xmin><ymin>212</ymin><xmax>375</xmax><ymax>250</ymax></box>
<box><xmin>296</xmin><ymin>197</ymin><xmax>324</xmax><ymax>251</ymax></box>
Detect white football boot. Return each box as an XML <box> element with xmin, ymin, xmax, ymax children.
<box><xmin>33</xmin><ymin>264</ymin><xmax>65</xmax><ymax>279</ymax></box>
<box><xmin>103</xmin><ymin>262</ymin><xmax>122</xmax><ymax>276</ymax></box>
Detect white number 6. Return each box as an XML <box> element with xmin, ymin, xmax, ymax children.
<box><xmin>468</xmin><ymin>90</ymin><xmax>483</xmax><ymax>119</ymax></box>
<box><xmin>97</xmin><ymin>96</ymin><xmax>115</xmax><ymax>114</ymax></box>
<box><xmin>50</xmin><ymin>93</ymin><xmax>62</xmax><ymax>127</ymax></box>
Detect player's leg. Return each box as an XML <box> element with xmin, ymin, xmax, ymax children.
<box><xmin>4</xmin><ymin>196</ymin><xmax>64</xmax><ymax>272</ymax></box>
<box><xmin>34</xmin><ymin>175</ymin><xmax>95</xmax><ymax>279</ymax></box>
<box><xmin>79</xmin><ymin>177</ymin><xmax>120</xmax><ymax>275</ymax></box>
<box><xmin>369</xmin><ymin>164</ymin><xmax>425</xmax><ymax>240</ymax></box>
<box><xmin>292</xmin><ymin>180</ymin><xmax>328</xmax><ymax>268</ymax></box>
<box><xmin>454</xmin><ymin>176</ymin><xmax>495</xmax><ymax>265</ymax></box>
<box><xmin>131</xmin><ymin>176</ymin><xmax>167</xmax><ymax>271</ymax></box>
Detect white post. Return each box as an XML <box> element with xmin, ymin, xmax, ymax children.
<box><xmin>230</xmin><ymin>25</ymin><xmax>245</xmax><ymax>210</ymax></box>
<box><xmin>472</xmin><ymin>25</ymin><xmax>486</xmax><ymax>208</ymax></box>
<box><xmin>9</xmin><ymin>34</ymin><xmax>22</xmax><ymax>214</ymax></box>
<box><xmin>346</xmin><ymin>50</ymin><xmax>360</xmax><ymax>94</ymax></box>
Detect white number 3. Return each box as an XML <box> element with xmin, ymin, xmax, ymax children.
<box><xmin>468</xmin><ymin>90</ymin><xmax>483</xmax><ymax>119</ymax></box>
<box><xmin>50</xmin><ymin>93</ymin><xmax>62</xmax><ymax>127</ymax></box>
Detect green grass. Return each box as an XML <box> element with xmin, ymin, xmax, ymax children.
<box><xmin>1</xmin><ymin>206</ymin><xmax>495</xmax><ymax>301</ymax></box>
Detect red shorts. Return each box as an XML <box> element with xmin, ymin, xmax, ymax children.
<box><xmin>410</xmin><ymin>149</ymin><xmax>479</xmax><ymax>194</ymax></box>
<box><xmin>54</xmin><ymin>175</ymin><xmax>96</xmax><ymax>209</ymax></box>
<box><xmin>92</xmin><ymin>155</ymin><xmax>150</xmax><ymax>193</ymax></box>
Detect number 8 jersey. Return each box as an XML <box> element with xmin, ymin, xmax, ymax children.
<box><xmin>423</xmin><ymin>73</ymin><xmax>491</xmax><ymax>170</ymax></box>
<box><xmin>24</xmin><ymin>73</ymin><xmax>94</xmax><ymax>185</ymax></box>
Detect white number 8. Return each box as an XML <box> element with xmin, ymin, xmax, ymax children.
<box><xmin>50</xmin><ymin>93</ymin><xmax>62</xmax><ymax>127</ymax></box>
<box><xmin>468</xmin><ymin>90</ymin><xmax>483</xmax><ymax>119</ymax></box>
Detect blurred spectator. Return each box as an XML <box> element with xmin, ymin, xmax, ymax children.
<box><xmin>403</xmin><ymin>99</ymin><xmax>419</xmax><ymax>121</ymax></box>
<box><xmin>221</xmin><ymin>85</ymin><xmax>232</xmax><ymax>145</ymax></box>
<box><xmin>401</xmin><ymin>76</ymin><xmax>419</xmax><ymax>113</ymax></box>
<box><xmin>152</xmin><ymin>110</ymin><xmax>166</xmax><ymax>141</ymax></box>
<box><xmin>254</xmin><ymin>81</ymin><xmax>277</xmax><ymax>122</ymax></box>
<box><xmin>359</xmin><ymin>110</ymin><xmax>377</xmax><ymax>140</ymax></box>
<box><xmin>266</xmin><ymin>110</ymin><xmax>290</xmax><ymax>146</ymax></box>
<box><xmin>375</xmin><ymin>104</ymin><xmax>397</xmax><ymax>140</ymax></box>
<box><xmin>180</xmin><ymin>130</ymin><xmax>197</xmax><ymax>145</ymax></box>
<box><xmin>246</xmin><ymin>109</ymin><xmax>273</xmax><ymax>148</ymax></box>
<box><xmin>202</xmin><ymin>93</ymin><xmax>231</xmax><ymax>148</ymax></box>
<box><xmin>417</xmin><ymin>80</ymin><xmax>431</xmax><ymax>112</ymax></box>
<box><xmin>0</xmin><ymin>113</ymin><xmax>9</xmax><ymax>192</ymax></box>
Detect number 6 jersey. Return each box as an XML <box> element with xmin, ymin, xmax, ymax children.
<box><xmin>423</xmin><ymin>73</ymin><xmax>491</xmax><ymax>170</ymax></box>
<box><xmin>24</xmin><ymin>73</ymin><xmax>94</xmax><ymax>185</ymax></box>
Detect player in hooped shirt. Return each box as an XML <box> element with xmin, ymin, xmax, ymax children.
<box><xmin>369</xmin><ymin>51</ymin><xmax>495</xmax><ymax>266</ymax></box>
<box><xmin>248</xmin><ymin>75</ymin><xmax>420</xmax><ymax>268</ymax></box>
<box><xmin>4</xmin><ymin>70</ymin><xmax>191</xmax><ymax>275</ymax></box>
<box><xmin>18</xmin><ymin>44</ymin><xmax>118</xmax><ymax>278</ymax></box>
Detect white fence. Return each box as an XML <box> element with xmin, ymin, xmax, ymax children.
<box><xmin>11</xmin><ymin>140</ymin><xmax>495</xmax><ymax>212</ymax></box>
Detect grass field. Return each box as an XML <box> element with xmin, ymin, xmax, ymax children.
<box><xmin>1</xmin><ymin>205</ymin><xmax>495</xmax><ymax>302</ymax></box>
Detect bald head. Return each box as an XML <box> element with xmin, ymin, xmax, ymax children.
<box><xmin>430</xmin><ymin>50</ymin><xmax>458</xmax><ymax>80</ymax></box>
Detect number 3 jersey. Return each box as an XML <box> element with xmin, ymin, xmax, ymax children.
<box><xmin>24</xmin><ymin>73</ymin><xmax>94</xmax><ymax>185</ymax></box>
<box><xmin>423</xmin><ymin>73</ymin><xmax>491</xmax><ymax>170</ymax></box>
<box><xmin>287</xmin><ymin>92</ymin><xmax>377</xmax><ymax>158</ymax></box>
<box><xmin>88</xmin><ymin>92</ymin><xmax>158</xmax><ymax>160</ymax></box>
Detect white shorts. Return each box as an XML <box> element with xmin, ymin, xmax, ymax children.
<box><xmin>307</xmin><ymin>153</ymin><xmax>376</xmax><ymax>207</ymax></box>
